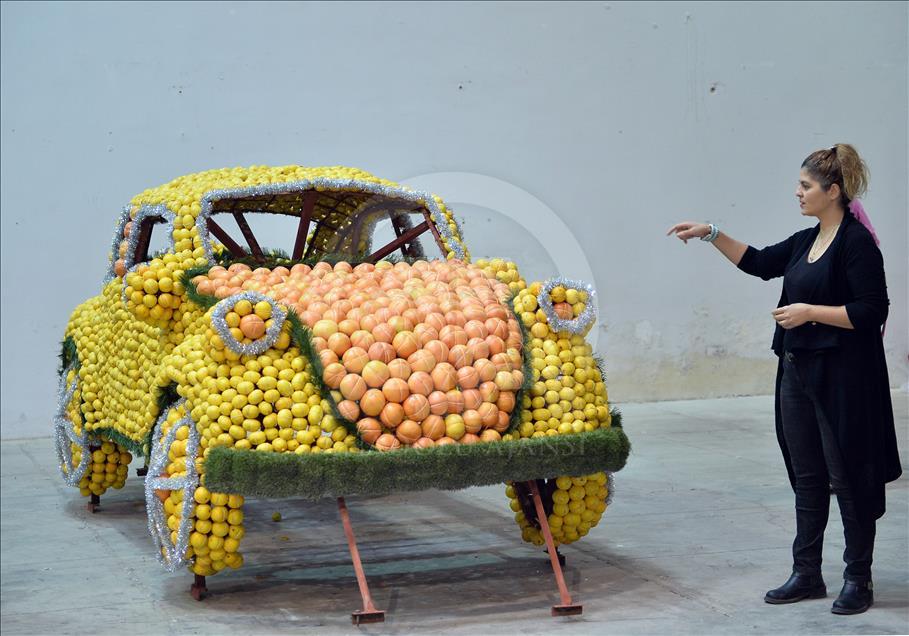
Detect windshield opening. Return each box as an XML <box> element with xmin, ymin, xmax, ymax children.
<box><xmin>206</xmin><ymin>189</ymin><xmax>445</xmax><ymax>264</ymax></box>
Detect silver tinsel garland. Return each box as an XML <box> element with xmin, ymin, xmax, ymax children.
<box><xmin>103</xmin><ymin>205</ymin><xmax>132</xmax><ymax>286</ymax></box>
<box><xmin>537</xmin><ymin>277</ymin><xmax>599</xmax><ymax>336</ymax></box>
<box><xmin>194</xmin><ymin>179</ymin><xmax>467</xmax><ymax>262</ymax></box>
<box><xmin>144</xmin><ymin>399</ymin><xmax>200</xmax><ymax>572</ymax></box>
<box><xmin>124</xmin><ymin>204</ymin><xmax>177</xmax><ymax>270</ymax></box>
<box><xmin>117</xmin><ymin>205</ymin><xmax>178</xmax><ymax>308</ymax></box>
<box><xmin>53</xmin><ymin>363</ymin><xmax>91</xmax><ymax>487</ymax></box>
<box><xmin>210</xmin><ymin>291</ymin><xmax>288</xmax><ymax>356</ymax></box>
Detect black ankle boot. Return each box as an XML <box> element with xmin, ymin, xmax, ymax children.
<box><xmin>764</xmin><ymin>573</ymin><xmax>827</xmax><ymax>604</ymax></box>
<box><xmin>831</xmin><ymin>580</ymin><xmax>873</xmax><ymax>615</ymax></box>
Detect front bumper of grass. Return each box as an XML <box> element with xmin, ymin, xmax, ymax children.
<box><xmin>204</xmin><ymin>421</ymin><xmax>629</xmax><ymax>499</ymax></box>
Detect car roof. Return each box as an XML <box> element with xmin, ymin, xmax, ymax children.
<box><xmin>130</xmin><ymin>165</ymin><xmax>387</xmax><ymax>209</ymax></box>
<box><xmin>126</xmin><ymin>165</ymin><xmax>468</xmax><ymax>260</ymax></box>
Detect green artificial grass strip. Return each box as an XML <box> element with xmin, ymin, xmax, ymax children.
<box><xmin>58</xmin><ymin>336</ymin><xmax>79</xmax><ymax>376</ymax></box>
<box><xmin>504</xmin><ymin>293</ymin><xmax>534</xmax><ymax>436</ymax></box>
<box><xmin>204</xmin><ymin>424</ymin><xmax>630</xmax><ymax>499</ymax></box>
<box><xmin>155</xmin><ymin>382</ymin><xmax>180</xmax><ymax>416</ymax></box>
<box><xmin>208</xmin><ymin>248</ymin><xmax>294</xmax><ymax>269</ymax></box>
<box><xmin>593</xmin><ymin>355</ymin><xmax>608</xmax><ymax>384</ymax></box>
<box><xmin>283</xmin><ymin>310</ymin><xmax>366</xmax><ymax>449</ymax></box>
<box><xmin>89</xmin><ymin>426</ymin><xmax>149</xmax><ymax>458</ymax></box>
<box><xmin>181</xmin><ymin>265</ymin><xmax>220</xmax><ymax>311</ymax></box>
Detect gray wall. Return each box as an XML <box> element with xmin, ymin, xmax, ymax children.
<box><xmin>2</xmin><ymin>1</ymin><xmax>906</xmax><ymax>439</ymax></box>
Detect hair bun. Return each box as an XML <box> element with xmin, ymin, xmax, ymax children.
<box><xmin>802</xmin><ymin>143</ymin><xmax>868</xmax><ymax>202</ymax></box>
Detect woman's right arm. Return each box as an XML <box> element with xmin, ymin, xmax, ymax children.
<box><xmin>666</xmin><ymin>222</ymin><xmax>748</xmax><ymax>265</ymax></box>
<box><xmin>667</xmin><ymin>221</ymin><xmax>797</xmax><ymax>280</ymax></box>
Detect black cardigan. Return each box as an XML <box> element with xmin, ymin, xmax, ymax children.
<box><xmin>737</xmin><ymin>212</ymin><xmax>901</xmax><ymax>521</ymax></box>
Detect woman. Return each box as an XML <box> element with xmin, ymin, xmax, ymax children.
<box><xmin>667</xmin><ymin>144</ymin><xmax>901</xmax><ymax>615</ymax></box>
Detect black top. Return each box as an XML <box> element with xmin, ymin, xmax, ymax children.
<box><xmin>781</xmin><ymin>232</ymin><xmax>840</xmax><ymax>351</ymax></box>
<box><xmin>736</xmin><ymin>213</ymin><xmax>888</xmax><ymax>356</ymax></box>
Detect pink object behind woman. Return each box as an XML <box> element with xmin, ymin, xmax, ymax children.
<box><xmin>849</xmin><ymin>200</ymin><xmax>880</xmax><ymax>247</ymax></box>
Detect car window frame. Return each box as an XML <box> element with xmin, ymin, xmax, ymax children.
<box><xmin>123</xmin><ymin>204</ymin><xmax>177</xmax><ymax>271</ymax></box>
<box><xmin>195</xmin><ymin>181</ymin><xmax>463</xmax><ymax>265</ymax></box>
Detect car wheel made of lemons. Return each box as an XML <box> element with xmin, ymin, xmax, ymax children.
<box><xmin>145</xmin><ymin>399</ymin><xmax>201</xmax><ymax>572</ymax></box>
<box><xmin>54</xmin><ymin>362</ymin><xmax>92</xmax><ymax>487</ymax></box>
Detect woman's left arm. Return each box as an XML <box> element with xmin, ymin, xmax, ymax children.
<box><xmin>772</xmin><ymin>230</ymin><xmax>889</xmax><ymax>331</ymax></box>
<box><xmin>841</xmin><ymin>230</ymin><xmax>890</xmax><ymax>329</ymax></box>
<box><xmin>772</xmin><ymin>303</ymin><xmax>853</xmax><ymax>329</ymax></box>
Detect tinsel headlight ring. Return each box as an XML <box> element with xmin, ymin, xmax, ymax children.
<box><xmin>195</xmin><ymin>179</ymin><xmax>467</xmax><ymax>263</ymax></box>
<box><xmin>53</xmin><ymin>363</ymin><xmax>92</xmax><ymax>487</ymax></box>
<box><xmin>144</xmin><ymin>399</ymin><xmax>199</xmax><ymax>572</ymax></box>
<box><xmin>210</xmin><ymin>291</ymin><xmax>288</xmax><ymax>356</ymax></box>
<box><xmin>537</xmin><ymin>277</ymin><xmax>599</xmax><ymax>336</ymax></box>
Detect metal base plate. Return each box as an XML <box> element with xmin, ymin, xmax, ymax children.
<box><xmin>551</xmin><ymin>604</ymin><xmax>583</xmax><ymax>616</ymax></box>
<box><xmin>351</xmin><ymin>610</ymin><xmax>385</xmax><ymax>624</ymax></box>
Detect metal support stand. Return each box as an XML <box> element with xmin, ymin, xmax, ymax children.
<box><xmin>87</xmin><ymin>493</ymin><xmax>100</xmax><ymax>513</ymax></box>
<box><xmin>527</xmin><ymin>481</ymin><xmax>582</xmax><ymax>616</ymax></box>
<box><xmin>190</xmin><ymin>574</ymin><xmax>208</xmax><ymax>601</ymax></box>
<box><xmin>337</xmin><ymin>497</ymin><xmax>385</xmax><ymax>624</ymax></box>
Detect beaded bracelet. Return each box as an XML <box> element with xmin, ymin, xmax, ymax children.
<box><xmin>700</xmin><ymin>223</ymin><xmax>719</xmax><ymax>243</ymax></box>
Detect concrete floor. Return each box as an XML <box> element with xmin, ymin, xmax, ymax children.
<box><xmin>2</xmin><ymin>393</ymin><xmax>907</xmax><ymax>635</ymax></box>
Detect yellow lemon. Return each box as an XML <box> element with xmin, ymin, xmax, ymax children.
<box><xmin>254</xmin><ymin>301</ymin><xmax>272</xmax><ymax>320</ymax></box>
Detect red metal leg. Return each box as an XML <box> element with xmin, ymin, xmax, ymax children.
<box><xmin>527</xmin><ymin>481</ymin><xmax>582</xmax><ymax>616</ymax></box>
<box><xmin>367</xmin><ymin>221</ymin><xmax>430</xmax><ymax>262</ymax></box>
<box><xmin>423</xmin><ymin>209</ymin><xmax>448</xmax><ymax>254</ymax></box>
<box><xmin>190</xmin><ymin>574</ymin><xmax>208</xmax><ymax>601</ymax></box>
<box><xmin>337</xmin><ymin>497</ymin><xmax>385</xmax><ymax>624</ymax></box>
<box><xmin>292</xmin><ymin>191</ymin><xmax>315</xmax><ymax>260</ymax></box>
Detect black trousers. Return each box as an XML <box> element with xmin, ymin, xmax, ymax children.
<box><xmin>779</xmin><ymin>352</ymin><xmax>875</xmax><ymax>583</ymax></box>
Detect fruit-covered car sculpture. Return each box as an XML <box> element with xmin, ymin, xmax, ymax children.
<box><xmin>55</xmin><ymin>165</ymin><xmax>629</xmax><ymax>620</ymax></box>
